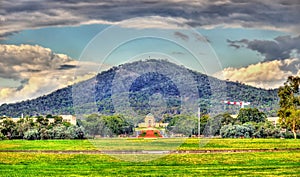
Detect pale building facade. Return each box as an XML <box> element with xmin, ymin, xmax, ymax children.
<box><xmin>267</xmin><ymin>117</ymin><xmax>279</xmax><ymax>126</ymax></box>
<box><xmin>138</xmin><ymin>113</ymin><xmax>168</xmax><ymax>128</ymax></box>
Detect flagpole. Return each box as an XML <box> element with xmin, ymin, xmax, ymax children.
<box><xmin>198</xmin><ymin>107</ymin><xmax>200</xmax><ymax>137</ymax></box>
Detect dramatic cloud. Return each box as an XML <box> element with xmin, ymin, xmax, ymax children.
<box><xmin>227</xmin><ymin>35</ymin><xmax>300</xmax><ymax>61</ymax></box>
<box><xmin>0</xmin><ymin>44</ymin><xmax>73</xmax><ymax>79</ymax></box>
<box><xmin>214</xmin><ymin>58</ymin><xmax>300</xmax><ymax>89</ymax></box>
<box><xmin>1</xmin><ymin>0</ymin><xmax>300</xmax><ymax>39</ymax></box>
<box><xmin>0</xmin><ymin>44</ymin><xmax>104</xmax><ymax>104</ymax></box>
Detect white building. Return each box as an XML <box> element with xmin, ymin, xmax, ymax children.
<box><xmin>267</xmin><ymin>117</ymin><xmax>279</xmax><ymax>126</ymax></box>
<box><xmin>60</xmin><ymin>115</ymin><xmax>77</xmax><ymax>125</ymax></box>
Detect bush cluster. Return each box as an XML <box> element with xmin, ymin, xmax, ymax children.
<box><xmin>205</xmin><ymin>109</ymin><xmax>285</xmax><ymax>138</ymax></box>
<box><xmin>0</xmin><ymin>115</ymin><xmax>85</xmax><ymax>140</ymax></box>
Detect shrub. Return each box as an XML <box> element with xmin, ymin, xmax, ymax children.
<box><xmin>72</xmin><ymin>126</ymin><xmax>85</xmax><ymax>139</ymax></box>
<box><xmin>24</xmin><ymin>129</ymin><xmax>40</xmax><ymax>140</ymax></box>
<box><xmin>237</xmin><ymin>108</ymin><xmax>266</xmax><ymax>123</ymax></box>
<box><xmin>220</xmin><ymin>123</ymin><xmax>254</xmax><ymax>138</ymax></box>
<box><xmin>282</xmin><ymin>132</ymin><xmax>300</xmax><ymax>139</ymax></box>
<box><xmin>252</xmin><ymin>122</ymin><xmax>282</xmax><ymax>138</ymax></box>
<box><xmin>51</xmin><ymin>125</ymin><xmax>70</xmax><ymax>139</ymax></box>
<box><xmin>0</xmin><ymin>132</ymin><xmax>7</xmax><ymax>140</ymax></box>
<box><xmin>140</xmin><ymin>131</ymin><xmax>146</xmax><ymax>137</ymax></box>
<box><xmin>40</xmin><ymin>128</ymin><xmax>51</xmax><ymax>140</ymax></box>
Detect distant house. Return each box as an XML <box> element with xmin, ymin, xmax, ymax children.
<box><xmin>267</xmin><ymin>117</ymin><xmax>279</xmax><ymax>126</ymax></box>
<box><xmin>60</xmin><ymin>115</ymin><xmax>77</xmax><ymax>125</ymax></box>
<box><xmin>230</xmin><ymin>114</ymin><xmax>238</xmax><ymax>118</ymax></box>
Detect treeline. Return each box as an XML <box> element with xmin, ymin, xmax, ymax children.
<box><xmin>165</xmin><ymin>108</ymin><xmax>298</xmax><ymax>139</ymax></box>
<box><xmin>0</xmin><ymin>114</ymin><xmax>134</xmax><ymax>140</ymax></box>
<box><xmin>80</xmin><ymin>114</ymin><xmax>134</xmax><ymax>138</ymax></box>
<box><xmin>0</xmin><ymin>115</ymin><xmax>84</xmax><ymax>140</ymax></box>
<box><xmin>1</xmin><ymin>109</ymin><xmax>298</xmax><ymax>140</ymax></box>
<box><xmin>211</xmin><ymin>109</ymin><xmax>281</xmax><ymax>138</ymax></box>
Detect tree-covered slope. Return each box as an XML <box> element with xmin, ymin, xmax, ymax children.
<box><xmin>0</xmin><ymin>59</ymin><xmax>279</xmax><ymax>117</ymax></box>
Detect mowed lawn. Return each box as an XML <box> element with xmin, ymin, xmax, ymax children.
<box><xmin>0</xmin><ymin>151</ymin><xmax>299</xmax><ymax>176</ymax></box>
<box><xmin>0</xmin><ymin>138</ymin><xmax>299</xmax><ymax>151</ymax></box>
<box><xmin>0</xmin><ymin>139</ymin><xmax>299</xmax><ymax>176</ymax></box>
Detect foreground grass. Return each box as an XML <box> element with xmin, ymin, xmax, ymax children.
<box><xmin>180</xmin><ymin>138</ymin><xmax>300</xmax><ymax>150</ymax></box>
<box><xmin>91</xmin><ymin>138</ymin><xmax>300</xmax><ymax>151</ymax></box>
<box><xmin>0</xmin><ymin>138</ymin><xmax>299</xmax><ymax>151</ymax></box>
<box><xmin>0</xmin><ymin>151</ymin><xmax>299</xmax><ymax>176</ymax></box>
<box><xmin>0</xmin><ymin>139</ymin><xmax>299</xmax><ymax>176</ymax></box>
<box><xmin>0</xmin><ymin>139</ymin><xmax>96</xmax><ymax>150</ymax></box>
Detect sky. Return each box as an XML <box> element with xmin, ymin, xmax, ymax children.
<box><xmin>0</xmin><ymin>0</ymin><xmax>300</xmax><ymax>105</ymax></box>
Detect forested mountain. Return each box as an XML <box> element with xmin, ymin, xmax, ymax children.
<box><xmin>0</xmin><ymin>59</ymin><xmax>279</xmax><ymax>117</ymax></box>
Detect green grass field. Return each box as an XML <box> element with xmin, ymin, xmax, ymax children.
<box><xmin>0</xmin><ymin>138</ymin><xmax>299</xmax><ymax>150</ymax></box>
<box><xmin>0</xmin><ymin>151</ymin><xmax>299</xmax><ymax>176</ymax></box>
<box><xmin>0</xmin><ymin>139</ymin><xmax>299</xmax><ymax>176</ymax></box>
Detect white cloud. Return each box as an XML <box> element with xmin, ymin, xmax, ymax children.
<box><xmin>0</xmin><ymin>44</ymin><xmax>106</xmax><ymax>104</ymax></box>
<box><xmin>117</xmin><ymin>16</ymin><xmax>189</xmax><ymax>30</ymax></box>
<box><xmin>214</xmin><ymin>58</ymin><xmax>300</xmax><ymax>89</ymax></box>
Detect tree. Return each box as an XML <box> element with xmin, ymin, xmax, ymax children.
<box><xmin>35</xmin><ymin>116</ymin><xmax>49</xmax><ymax>129</ymax></box>
<box><xmin>0</xmin><ymin>118</ymin><xmax>16</xmax><ymax>139</ymax></box>
<box><xmin>67</xmin><ymin>126</ymin><xmax>85</xmax><ymax>139</ymax></box>
<box><xmin>220</xmin><ymin>123</ymin><xmax>254</xmax><ymax>138</ymax></box>
<box><xmin>220</xmin><ymin>113</ymin><xmax>237</xmax><ymax>125</ymax></box>
<box><xmin>24</xmin><ymin>128</ymin><xmax>40</xmax><ymax>140</ymax></box>
<box><xmin>81</xmin><ymin>114</ymin><xmax>133</xmax><ymax>137</ymax></box>
<box><xmin>46</xmin><ymin>114</ymin><xmax>53</xmax><ymax>118</ymax></box>
<box><xmin>15</xmin><ymin>117</ymin><xmax>35</xmax><ymax>138</ymax></box>
<box><xmin>204</xmin><ymin>113</ymin><xmax>236</xmax><ymax>136</ymax></box>
<box><xmin>166</xmin><ymin>114</ymin><xmax>209</xmax><ymax>136</ymax></box>
<box><xmin>51</xmin><ymin>125</ymin><xmax>71</xmax><ymax>139</ymax></box>
<box><xmin>53</xmin><ymin>116</ymin><xmax>63</xmax><ymax>125</ymax></box>
<box><xmin>252</xmin><ymin>121</ymin><xmax>281</xmax><ymax>138</ymax></box>
<box><xmin>0</xmin><ymin>132</ymin><xmax>6</xmax><ymax>140</ymax></box>
<box><xmin>102</xmin><ymin>115</ymin><xmax>133</xmax><ymax>136</ymax></box>
<box><xmin>237</xmin><ymin>108</ymin><xmax>266</xmax><ymax>123</ymax></box>
<box><xmin>191</xmin><ymin>114</ymin><xmax>215</xmax><ymax>136</ymax></box>
<box><xmin>278</xmin><ymin>76</ymin><xmax>300</xmax><ymax>139</ymax></box>
<box><xmin>288</xmin><ymin>109</ymin><xmax>300</xmax><ymax>139</ymax></box>
<box><xmin>81</xmin><ymin>114</ymin><xmax>105</xmax><ymax>138</ymax></box>
<box><xmin>167</xmin><ymin>114</ymin><xmax>194</xmax><ymax>136</ymax></box>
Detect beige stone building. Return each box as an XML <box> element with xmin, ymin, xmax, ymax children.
<box><xmin>138</xmin><ymin>113</ymin><xmax>168</xmax><ymax>128</ymax></box>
